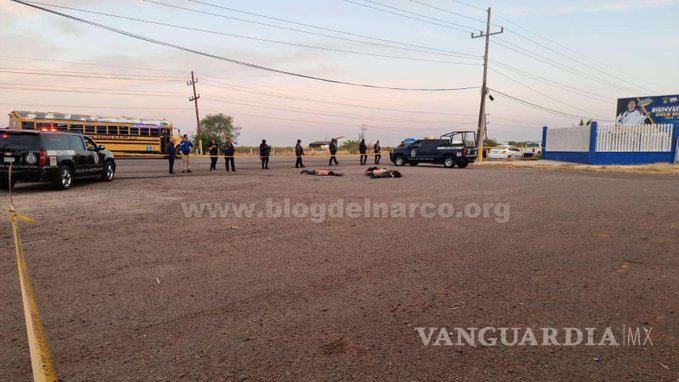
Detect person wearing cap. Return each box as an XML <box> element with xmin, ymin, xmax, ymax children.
<box><xmin>208</xmin><ymin>139</ymin><xmax>219</xmax><ymax>172</ymax></box>
<box><xmin>166</xmin><ymin>137</ymin><xmax>176</xmax><ymax>174</ymax></box>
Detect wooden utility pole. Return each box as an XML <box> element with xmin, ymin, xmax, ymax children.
<box><xmin>187</xmin><ymin>71</ymin><xmax>202</xmax><ymax>154</ymax></box>
<box><xmin>471</xmin><ymin>7</ymin><xmax>503</xmax><ymax>161</ymax></box>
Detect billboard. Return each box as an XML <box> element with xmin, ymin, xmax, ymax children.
<box><xmin>616</xmin><ymin>95</ymin><xmax>679</xmax><ymax>125</ymax></box>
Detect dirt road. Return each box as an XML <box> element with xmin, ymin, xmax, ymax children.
<box><xmin>1</xmin><ymin>161</ymin><xmax>677</xmax><ymax>381</ymax></box>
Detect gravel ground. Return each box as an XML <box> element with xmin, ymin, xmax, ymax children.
<box><xmin>1</xmin><ymin>158</ymin><xmax>677</xmax><ymax>381</ymax></box>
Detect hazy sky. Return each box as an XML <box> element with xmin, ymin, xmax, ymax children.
<box><xmin>1</xmin><ymin>0</ymin><xmax>678</xmax><ymax>145</ymax></box>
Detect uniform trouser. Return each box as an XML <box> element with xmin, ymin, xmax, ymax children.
<box><xmin>360</xmin><ymin>154</ymin><xmax>367</xmax><ymax>165</ymax></box>
<box><xmin>374</xmin><ymin>154</ymin><xmax>381</xmax><ymax>164</ymax></box>
<box><xmin>168</xmin><ymin>156</ymin><xmax>175</xmax><ymax>173</ymax></box>
<box><xmin>225</xmin><ymin>157</ymin><xmax>235</xmax><ymax>171</ymax></box>
<box><xmin>261</xmin><ymin>156</ymin><xmax>269</xmax><ymax>169</ymax></box>
<box><xmin>329</xmin><ymin>155</ymin><xmax>338</xmax><ymax>165</ymax></box>
<box><xmin>295</xmin><ymin>157</ymin><xmax>304</xmax><ymax>168</ymax></box>
<box><xmin>182</xmin><ymin>155</ymin><xmax>191</xmax><ymax>171</ymax></box>
<box><xmin>209</xmin><ymin>157</ymin><xmax>218</xmax><ymax>171</ymax></box>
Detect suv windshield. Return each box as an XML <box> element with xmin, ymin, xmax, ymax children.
<box><xmin>0</xmin><ymin>132</ymin><xmax>40</xmax><ymax>151</ymax></box>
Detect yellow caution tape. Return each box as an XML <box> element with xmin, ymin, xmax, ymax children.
<box><xmin>6</xmin><ymin>164</ymin><xmax>58</xmax><ymax>381</ymax></box>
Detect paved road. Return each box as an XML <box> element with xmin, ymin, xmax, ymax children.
<box><xmin>117</xmin><ymin>155</ymin><xmax>383</xmax><ymax>178</ymax></box>
<box><xmin>1</xmin><ymin>163</ymin><xmax>677</xmax><ymax>381</ymax></box>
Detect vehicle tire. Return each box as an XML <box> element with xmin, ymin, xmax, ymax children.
<box><xmin>393</xmin><ymin>155</ymin><xmax>405</xmax><ymax>166</ymax></box>
<box><xmin>174</xmin><ymin>145</ymin><xmax>183</xmax><ymax>158</ymax></box>
<box><xmin>443</xmin><ymin>156</ymin><xmax>456</xmax><ymax>168</ymax></box>
<box><xmin>408</xmin><ymin>161</ymin><xmax>418</xmax><ymax>166</ymax></box>
<box><xmin>456</xmin><ymin>160</ymin><xmax>469</xmax><ymax>169</ymax></box>
<box><xmin>55</xmin><ymin>165</ymin><xmax>73</xmax><ymax>190</ymax></box>
<box><xmin>101</xmin><ymin>161</ymin><xmax>115</xmax><ymax>182</ymax></box>
<box><xmin>507</xmin><ymin>155</ymin><xmax>512</xmax><ymax>159</ymax></box>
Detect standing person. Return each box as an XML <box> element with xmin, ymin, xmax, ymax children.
<box><xmin>359</xmin><ymin>138</ymin><xmax>368</xmax><ymax>165</ymax></box>
<box><xmin>180</xmin><ymin>134</ymin><xmax>193</xmax><ymax>173</ymax></box>
<box><xmin>294</xmin><ymin>139</ymin><xmax>305</xmax><ymax>168</ymax></box>
<box><xmin>373</xmin><ymin>140</ymin><xmax>382</xmax><ymax>165</ymax></box>
<box><xmin>328</xmin><ymin>138</ymin><xmax>339</xmax><ymax>166</ymax></box>
<box><xmin>222</xmin><ymin>137</ymin><xmax>236</xmax><ymax>172</ymax></box>
<box><xmin>208</xmin><ymin>139</ymin><xmax>219</xmax><ymax>172</ymax></box>
<box><xmin>167</xmin><ymin>137</ymin><xmax>176</xmax><ymax>174</ymax></box>
<box><xmin>259</xmin><ymin>139</ymin><xmax>271</xmax><ymax>169</ymax></box>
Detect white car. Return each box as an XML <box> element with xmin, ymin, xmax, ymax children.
<box><xmin>521</xmin><ymin>142</ymin><xmax>542</xmax><ymax>157</ymax></box>
<box><xmin>488</xmin><ymin>146</ymin><xmax>523</xmax><ymax>159</ymax></box>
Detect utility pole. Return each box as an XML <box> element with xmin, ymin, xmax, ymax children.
<box><xmin>471</xmin><ymin>7</ymin><xmax>503</xmax><ymax>161</ymax></box>
<box><xmin>187</xmin><ymin>71</ymin><xmax>203</xmax><ymax>154</ymax></box>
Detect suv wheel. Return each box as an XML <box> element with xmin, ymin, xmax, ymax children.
<box><xmin>393</xmin><ymin>156</ymin><xmax>405</xmax><ymax>166</ymax></box>
<box><xmin>55</xmin><ymin>165</ymin><xmax>73</xmax><ymax>190</ymax></box>
<box><xmin>443</xmin><ymin>156</ymin><xmax>456</xmax><ymax>168</ymax></box>
<box><xmin>101</xmin><ymin>161</ymin><xmax>115</xmax><ymax>182</ymax></box>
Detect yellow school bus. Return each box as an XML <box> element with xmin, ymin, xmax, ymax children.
<box><xmin>8</xmin><ymin>110</ymin><xmax>183</xmax><ymax>156</ymax></box>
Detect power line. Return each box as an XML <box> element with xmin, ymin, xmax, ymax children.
<box><xmin>12</xmin><ymin>0</ymin><xmax>478</xmax><ymax>92</ymax></box>
<box><xmin>0</xmin><ymin>68</ymin><xmax>184</xmax><ymax>81</ymax></box>
<box><xmin>0</xmin><ymin>54</ymin><xmax>187</xmax><ymax>74</ymax></box>
<box><xmin>200</xmin><ymin>79</ymin><xmax>477</xmax><ymax>117</ymax></box>
<box><xmin>405</xmin><ymin>0</ymin><xmax>486</xmax><ymax>25</ymax></box>
<box><xmin>489</xmin><ymin>67</ymin><xmax>607</xmax><ymax>119</ymax></box>
<box><xmin>489</xmin><ymin>60</ymin><xmax>610</xmax><ymax>103</ymax></box>
<box><xmin>340</xmin><ymin>0</ymin><xmax>476</xmax><ymax>33</ymax></box>
<box><xmin>488</xmin><ymin>88</ymin><xmax>614</xmax><ymax>121</ymax></box>
<box><xmin>493</xmin><ymin>40</ymin><xmax>635</xmax><ymax>92</ymax></box>
<box><xmin>32</xmin><ymin>1</ymin><xmax>479</xmax><ymax>66</ymax></box>
<box><xmin>184</xmin><ymin>0</ymin><xmax>479</xmax><ymax>59</ymax></box>
<box><xmin>140</xmin><ymin>0</ymin><xmax>478</xmax><ymax>59</ymax></box>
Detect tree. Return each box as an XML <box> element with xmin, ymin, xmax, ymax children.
<box><xmin>196</xmin><ymin>113</ymin><xmax>241</xmax><ymax>147</ymax></box>
<box><xmin>340</xmin><ymin>139</ymin><xmax>359</xmax><ymax>153</ymax></box>
<box><xmin>483</xmin><ymin>138</ymin><xmax>499</xmax><ymax>147</ymax></box>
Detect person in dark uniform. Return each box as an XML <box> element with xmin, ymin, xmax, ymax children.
<box><xmin>167</xmin><ymin>137</ymin><xmax>176</xmax><ymax>174</ymax></box>
<box><xmin>359</xmin><ymin>138</ymin><xmax>368</xmax><ymax>165</ymax></box>
<box><xmin>208</xmin><ymin>139</ymin><xmax>219</xmax><ymax>172</ymax></box>
<box><xmin>259</xmin><ymin>139</ymin><xmax>271</xmax><ymax>169</ymax></box>
<box><xmin>328</xmin><ymin>138</ymin><xmax>339</xmax><ymax>166</ymax></box>
<box><xmin>295</xmin><ymin>139</ymin><xmax>305</xmax><ymax>168</ymax></box>
<box><xmin>373</xmin><ymin>140</ymin><xmax>382</xmax><ymax>165</ymax></box>
<box><xmin>222</xmin><ymin>137</ymin><xmax>236</xmax><ymax>172</ymax></box>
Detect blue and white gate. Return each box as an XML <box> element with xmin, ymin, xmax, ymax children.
<box><xmin>542</xmin><ymin>122</ymin><xmax>678</xmax><ymax>165</ymax></box>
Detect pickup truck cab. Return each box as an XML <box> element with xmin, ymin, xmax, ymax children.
<box><xmin>0</xmin><ymin>130</ymin><xmax>116</xmax><ymax>190</ymax></box>
<box><xmin>390</xmin><ymin>131</ymin><xmax>478</xmax><ymax>168</ymax></box>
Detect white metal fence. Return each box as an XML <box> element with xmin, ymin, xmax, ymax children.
<box><xmin>545</xmin><ymin>127</ymin><xmax>590</xmax><ymax>152</ymax></box>
<box><xmin>596</xmin><ymin>124</ymin><xmax>673</xmax><ymax>152</ymax></box>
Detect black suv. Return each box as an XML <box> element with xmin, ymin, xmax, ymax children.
<box><xmin>0</xmin><ymin>130</ymin><xmax>116</xmax><ymax>190</ymax></box>
<box><xmin>390</xmin><ymin>131</ymin><xmax>478</xmax><ymax>168</ymax></box>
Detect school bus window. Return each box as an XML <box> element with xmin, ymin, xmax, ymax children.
<box><xmin>55</xmin><ymin>123</ymin><xmax>69</xmax><ymax>131</ymax></box>
<box><xmin>108</xmin><ymin>126</ymin><xmax>118</xmax><ymax>135</ymax></box>
<box><xmin>85</xmin><ymin>125</ymin><xmax>96</xmax><ymax>134</ymax></box>
<box><xmin>140</xmin><ymin>128</ymin><xmax>150</xmax><ymax>136</ymax></box>
<box><xmin>71</xmin><ymin>124</ymin><xmax>83</xmax><ymax>133</ymax></box>
<box><xmin>21</xmin><ymin>121</ymin><xmax>35</xmax><ymax>130</ymax></box>
<box><xmin>96</xmin><ymin>125</ymin><xmax>107</xmax><ymax>134</ymax></box>
<box><xmin>130</xmin><ymin>127</ymin><xmax>139</xmax><ymax>135</ymax></box>
<box><xmin>119</xmin><ymin>126</ymin><xmax>129</xmax><ymax>135</ymax></box>
<box><xmin>150</xmin><ymin>128</ymin><xmax>160</xmax><ymax>137</ymax></box>
<box><xmin>36</xmin><ymin>122</ymin><xmax>52</xmax><ymax>130</ymax></box>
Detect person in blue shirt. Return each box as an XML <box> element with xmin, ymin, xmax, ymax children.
<box><xmin>180</xmin><ymin>134</ymin><xmax>193</xmax><ymax>173</ymax></box>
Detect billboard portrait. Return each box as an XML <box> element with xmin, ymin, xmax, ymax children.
<box><xmin>616</xmin><ymin>95</ymin><xmax>679</xmax><ymax>125</ymax></box>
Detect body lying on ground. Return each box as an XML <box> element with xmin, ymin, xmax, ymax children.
<box><xmin>365</xmin><ymin>166</ymin><xmax>402</xmax><ymax>178</ymax></box>
<box><xmin>301</xmin><ymin>169</ymin><xmax>344</xmax><ymax>177</ymax></box>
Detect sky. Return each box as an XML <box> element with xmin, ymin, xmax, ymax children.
<box><xmin>1</xmin><ymin>0</ymin><xmax>678</xmax><ymax>145</ymax></box>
